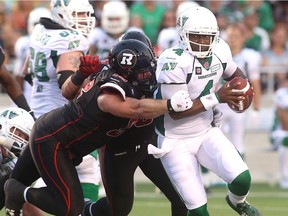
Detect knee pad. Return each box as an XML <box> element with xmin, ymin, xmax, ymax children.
<box><xmin>228</xmin><ymin>170</ymin><xmax>251</xmax><ymax>196</ymax></box>
<box><xmin>271</xmin><ymin>130</ymin><xmax>288</xmax><ymax>148</ymax></box>
<box><xmin>187</xmin><ymin>203</ymin><xmax>209</xmax><ymax>216</ymax></box>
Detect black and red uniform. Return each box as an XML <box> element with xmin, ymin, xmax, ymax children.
<box><xmin>96</xmin><ymin>123</ymin><xmax>187</xmax><ymax>216</ymax></box>
<box><xmin>9</xmin><ymin>69</ymin><xmax>186</xmax><ymax>215</ymax></box>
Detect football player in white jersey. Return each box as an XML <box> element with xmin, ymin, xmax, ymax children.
<box><xmin>216</xmin><ymin>23</ymin><xmax>262</xmax><ymax>157</ymax></box>
<box><xmin>0</xmin><ymin>108</ymin><xmax>38</xmax><ymax>214</ymax></box>
<box><xmin>149</xmin><ymin>6</ymin><xmax>262</xmax><ymax>216</ymax></box>
<box><xmin>88</xmin><ymin>1</ymin><xmax>143</xmax><ymax>59</ymax></box>
<box><xmin>13</xmin><ymin>7</ymin><xmax>51</xmax><ymax>107</ymax></box>
<box><xmin>17</xmin><ymin>0</ymin><xmax>101</xmax><ymax>215</ymax></box>
<box><xmin>270</xmin><ymin>82</ymin><xmax>288</xmax><ymax>189</ymax></box>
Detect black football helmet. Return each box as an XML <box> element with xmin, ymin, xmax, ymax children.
<box><xmin>108</xmin><ymin>39</ymin><xmax>158</xmax><ymax>93</ymax></box>
<box><xmin>119</xmin><ymin>31</ymin><xmax>155</xmax><ymax>56</ymax></box>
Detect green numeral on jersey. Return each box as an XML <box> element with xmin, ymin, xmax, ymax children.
<box><xmin>29</xmin><ymin>47</ymin><xmax>49</xmax><ymax>82</ymax></box>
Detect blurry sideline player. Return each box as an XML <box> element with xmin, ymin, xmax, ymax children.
<box><xmin>157</xmin><ymin>1</ymin><xmax>199</xmax><ymax>56</ymax></box>
<box><xmin>270</xmin><ymin>82</ymin><xmax>288</xmax><ymax>189</ymax></box>
<box><xmin>20</xmin><ymin>0</ymin><xmax>101</xmax><ymax>212</ymax></box>
<box><xmin>88</xmin><ymin>0</ymin><xmax>143</xmax><ymax>59</ymax></box>
<box><xmin>216</xmin><ymin>23</ymin><xmax>262</xmax><ymax>157</ymax></box>
<box><xmin>0</xmin><ymin>108</ymin><xmax>39</xmax><ymax>215</ymax></box>
<box><xmin>13</xmin><ymin>7</ymin><xmax>51</xmax><ymax>106</ymax></box>
<box><xmin>0</xmin><ymin>47</ymin><xmax>32</xmax><ymax>115</ymax></box>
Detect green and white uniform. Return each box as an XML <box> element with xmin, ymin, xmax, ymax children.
<box><xmin>153</xmin><ymin>38</ymin><xmax>249</xmax><ymax>210</ymax></box>
<box><xmin>271</xmin><ymin>87</ymin><xmax>288</xmax><ymax>189</ymax></box>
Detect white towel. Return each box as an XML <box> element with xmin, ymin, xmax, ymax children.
<box><xmin>147</xmin><ymin>144</ymin><xmax>173</xmax><ymax>158</ymax></box>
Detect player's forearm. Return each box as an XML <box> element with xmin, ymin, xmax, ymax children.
<box><xmin>61</xmin><ymin>77</ymin><xmax>81</xmax><ymax>100</ymax></box>
<box><xmin>131</xmin><ymin>98</ymin><xmax>168</xmax><ymax>119</ymax></box>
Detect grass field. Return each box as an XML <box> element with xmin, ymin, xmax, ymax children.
<box><xmin>0</xmin><ymin>183</ymin><xmax>287</xmax><ymax>216</ymax></box>
<box><xmin>129</xmin><ymin>183</ymin><xmax>288</xmax><ymax>216</ymax></box>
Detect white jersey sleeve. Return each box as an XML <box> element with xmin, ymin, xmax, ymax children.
<box><xmin>214</xmin><ymin>38</ymin><xmax>238</xmax><ymax>79</ymax></box>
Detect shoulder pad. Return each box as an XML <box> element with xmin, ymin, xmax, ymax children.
<box><xmin>213</xmin><ymin>38</ymin><xmax>232</xmax><ymax>62</ymax></box>
<box><xmin>158</xmin><ymin>46</ymin><xmax>192</xmax><ymax>69</ymax></box>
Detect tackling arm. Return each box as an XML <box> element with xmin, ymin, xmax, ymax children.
<box><xmin>98</xmin><ymin>90</ymin><xmax>192</xmax><ymax>119</ymax></box>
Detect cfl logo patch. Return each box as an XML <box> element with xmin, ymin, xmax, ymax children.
<box><xmin>118</xmin><ymin>49</ymin><xmax>136</xmax><ymax>69</ymax></box>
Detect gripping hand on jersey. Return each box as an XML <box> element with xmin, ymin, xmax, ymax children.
<box><xmin>79</xmin><ymin>55</ymin><xmax>101</xmax><ymax>77</ymax></box>
<box><xmin>72</xmin><ymin>55</ymin><xmax>102</xmax><ymax>86</ymax></box>
<box><xmin>211</xmin><ymin>108</ymin><xmax>223</xmax><ymax>128</ymax></box>
<box><xmin>0</xmin><ymin>136</ymin><xmax>23</xmax><ymax>157</ymax></box>
<box><xmin>167</xmin><ymin>90</ymin><xmax>193</xmax><ymax>112</ymax></box>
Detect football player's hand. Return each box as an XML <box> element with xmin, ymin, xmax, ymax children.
<box><xmin>211</xmin><ymin>107</ymin><xmax>223</xmax><ymax>128</ymax></box>
<box><xmin>216</xmin><ymin>82</ymin><xmax>245</xmax><ymax>106</ymax></box>
<box><xmin>79</xmin><ymin>55</ymin><xmax>101</xmax><ymax>78</ymax></box>
<box><xmin>0</xmin><ymin>136</ymin><xmax>23</xmax><ymax>156</ymax></box>
<box><xmin>168</xmin><ymin>90</ymin><xmax>193</xmax><ymax>112</ymax></box>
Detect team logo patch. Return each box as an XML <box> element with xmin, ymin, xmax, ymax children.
<box><xmin>117</xmin><ymin>49</ymin><xmax>136</xmax><ymax>70</ymax></box>
<box><xmin>195</xmin><ymin>67</ymin><xmax>202</xmax><ymax>75</ymax></box>
<box><xmin>203</xmin><ymin>62</ymin><xmax>210</xmax><ymax>70</ymax></box>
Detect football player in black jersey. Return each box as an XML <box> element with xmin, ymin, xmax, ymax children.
<box><xmin>4</xmin><ymin>39</ymin><xmax>192</xmax><ymax>216</ymax></box>
<box><xmin>79</xmin><ymin>32</ymin><xmax>188</xmax><ymax>216</ymax></box>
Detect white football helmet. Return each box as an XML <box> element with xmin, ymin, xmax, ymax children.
<box><xmin>28</xmin><ymin>7</ymin><xmax>51</xmax><ymax>35</ymax></box>
<box><xmin>176</xmin><ymin>1</ymin><xmax>199</xmax><ymax>20</ymax></box>
<box><xmin>50</xmin><ymin>0</ymin><xmax>96</xmax><ymax>36</ymax></box>
<box><xmin>0</xmin><ymin>108</ymin><xmax>35</xmax><ymax>146</ymax></box>
<box><xmin>177</xmin><ymin>6</ymin><xmax>219</xmax><ymax>58</ymax></box>
<box><xmin>101</xmin><ymin>1</ymin><xmax>129</xmax><ymax>35</ymax></box>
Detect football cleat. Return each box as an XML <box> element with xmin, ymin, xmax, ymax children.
<box><xmin>225</xmin><ymin>195</ymin><xmax>262</xmax><ymax>216</ymax></box>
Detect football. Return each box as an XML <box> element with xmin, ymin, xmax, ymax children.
<box><xmin>226</xmin><ymin>77</ymin><xmax>254</xmax><ymax>113</ymax></box>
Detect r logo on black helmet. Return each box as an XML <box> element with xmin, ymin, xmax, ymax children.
<box><xmin>117</xmin><ymin>49</ymin><xmax>136</xmax><ymax>70</ymax></box>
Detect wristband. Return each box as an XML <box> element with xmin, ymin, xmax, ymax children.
<box><xmin>167</xmin><ymin>99</ymin><xmax>174</xmax><ymax>112</ymax></box>
<box><xmin>71</xmin><ymin>70</ymin><xmax>86</xmax><ymax>86</ymax></box>
<box><xmin>13</xmin><ymin>94</ymin><xmax>31</xmax><ymax>113</ymax></box>
<box><xmin>200</xmin><ymin>93</ymin><xmax>220</xmax><ymax>110</ymax></box>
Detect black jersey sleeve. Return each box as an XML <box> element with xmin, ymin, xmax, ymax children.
<box><xmin>99</xmin><ymin>73</ymin><xmax>142</xmax><ymax>100</ymax></box>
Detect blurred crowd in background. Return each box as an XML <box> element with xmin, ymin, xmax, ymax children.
<box><xmin>0</xmin><ymin>0</ymin><xmax>287</xmax><ymax>93</ymax></box>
